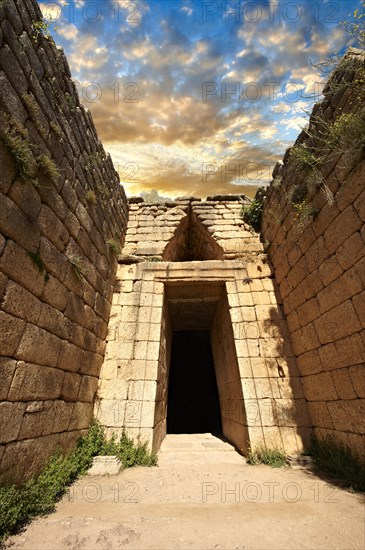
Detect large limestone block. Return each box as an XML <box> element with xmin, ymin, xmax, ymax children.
<box><xmin>16</xmin><ymin>324</ymin><xmax>62</xmax><ymax>367</ymax></box>
<box><xmin>2</xmin><ymin>280</ymin><xmax>42</xmax><ymax>325</ymax></box>
<box><xmin>96</xmin><ymin>379</ymin><xmax>128</xmax><ymax>400</ymax></box>
<box><xmin>18</xmin><ymin>400</ymin><xmax>73</xmax><ymax>439</ymax></box>
<box><xmin>0</xmin><ymin>433</ymin><xmax>60</xmax><ymax>483</ymax></box>
<box><xmin>68</xmin><ymin>401</ymin><xmax>93</xmax><ymax>430</ymax></box>
<box><xmin>0</xmin><ymin>310</ymin><xmax>26</xmax><ymax>356</ymax></box>
<box><xmin>349</xmin><ymin>365</ymin><xmax>365</xmax><ymax>398</ymax></box>
<box><xmin>0</xmin><ymin>357</ymin><xmax>17</xmax><ymax>399</ymax></box>
<box><xmin>8</xmin><ymin>362</ymin><xmax>64</xmax><ymax>401</ymax></box>
<box><xmin>78</xmin><ymin>375</ymin><xmax>98</xmax><ymax>402</ymax></box>
<box><xmin>328</xmin><ymin>400</ymin><xmax>365</xmax><ymax>433</ymax></box>
<box><xmin>0</xmin><ymin>402</ymin><xmax>26</xmax><ymax>443</ymax></box>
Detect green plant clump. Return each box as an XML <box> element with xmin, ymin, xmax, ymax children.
<box><xmin>0</xmin><ymin>422</ymin><xmax>157</xmax><ymax>542</ymax></box>
<box><xmin>0</xmin><ymin>132</ymin><xmax>36</xmax><ymax>185</ymax></box>
<box><xmin>49</xmin><ymin>121</ymin><xmax>63</xmax><ymax>140</ymax></box>
<box><xmin>36</xmin><ymin>154</ymin><xmax>60</xmax><ymax>185</ymax></box>
<box><xmin>289</xmin><ymin>144</ymin><xmax>319</xmax><ymax>173</ymax></box>
<box><xmin>328</xmin><ymin>113</ymin><xmax>365</xmax><ymax>149</ymax></box>
<box><xmin>307</xmin><ymin>436</ymin><xmax>365</xmax><ymax>492</ymax></box>
<box><xmin>69</xmin><ymin>254</ymin><xmax>84</xmax><ymax>280</ymax></box>
<box><xmin>31</xmin><ymin>18</ymin><xmax>51</xmax><ymax>41</ymax></box>
<box><xmin>106</xmin><ymin>238</ymin><xmax>121</xmax><ymax>256</ymax></box>
<box><xmin>242</xmin><ymin>198</ymin><xmax>263</xmax><ymax>232</ymax></box>
<box><xmin>27</xmin><ymin>251</ymin><xmax>49</xmax><ymax>283</ymax></box>
<box><xmin>85</xmin><ymin>189</ymin><xmax>97</xmax><ymax>205</ymax></box>
<box><xmin>247</xmin><ymin>446</ymin><xmax>287</xmax><ymax>468</ymax></box>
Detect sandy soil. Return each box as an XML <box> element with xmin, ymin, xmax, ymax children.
<box><xmin>5</xmin><ymin>435</ymin><xmax>365</xmax><ymax>550</ymax></box>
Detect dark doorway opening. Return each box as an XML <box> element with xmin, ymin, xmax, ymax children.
<box><xmin>167</xmin><ymin>330</ymin><xmax>222</xmax><ymax>434</ymax></box>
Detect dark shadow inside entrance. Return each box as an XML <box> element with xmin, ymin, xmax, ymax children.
<box><xmin>167</xmin><ymin>330</ymin><xmax>222</xmax><ymax>434</ymax></box>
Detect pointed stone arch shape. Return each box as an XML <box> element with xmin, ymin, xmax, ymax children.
<box><xmin>162</xmin><ymin>210</ymin><xmax>224</xmax><ymax>261</ymax></box>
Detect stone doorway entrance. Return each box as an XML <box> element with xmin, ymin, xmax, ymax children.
<box><xmin>95</xmin><ymin>257</ymin><xmax>311</xmax><ymax>457</ymax></box>
<box><xmin>166</xmin><ymin>330</ymin><xmax>222</xmax><ymax>435</ymax></box>
<box><xmin>162</xmin><ymin>281</ymin><xmax>248</xmax><ymax>453</ymax></box>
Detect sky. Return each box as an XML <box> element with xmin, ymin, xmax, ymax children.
<box><xmin>39</xmin><ymin>0</ymin><xmax>363</xmax><ymax>199</ymax></box>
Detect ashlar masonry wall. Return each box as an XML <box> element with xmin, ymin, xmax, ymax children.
<box><xmin>0</xmin><ymin>0</ymin><xmax>128</xmax><ymax>482</ymax></box>
<box><xmin>95</xmin><ymin>196</ymin><xmax>312</xmax><ymax>455</ymax></box>
<box><xmin>262</xmin><ymin>48</ymin><xmax>365</xmax><ymax>463</ymax></box>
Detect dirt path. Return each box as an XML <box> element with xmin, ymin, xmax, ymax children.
<box><xmin>6</xmin><ymin>435</ymin><xmax>365</xmax><ymax>550</ymax></box>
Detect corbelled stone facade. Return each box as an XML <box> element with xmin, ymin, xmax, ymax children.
<box><xmin>123</xmin><ymin>195</ymin><xmax>263</xmax><ymax>261</ymax></box>
<box><xmin>95</xmin><ymin>196</ymin><xmax>312</xmax><ymax>455</ymax></box>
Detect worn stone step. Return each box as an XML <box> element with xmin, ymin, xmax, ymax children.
<box><xmin>158</xmin><ymin>434</ymin><xmax>246</xmax><ymax>466</ymax></box>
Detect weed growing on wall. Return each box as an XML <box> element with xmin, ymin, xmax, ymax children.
<box><xmin>0</xmin><ymin>131</ymin><xmax>37</xmax><ymax>185</ymax></box>
<box><xmin>21</xmin><ymin>93</ymin><xmax>48</xmax><ymax>140</ymax></box>
<box><xmin>273</xmin><ymin>102</ymin><xmax>365</xmax><ymax>231</ymax></box>
<box><xmin>289</xmin><ymin>144</ymin><xmax>319</xmax><ymax>173</ymax></box>
<box><xmin>106</xmin><ymin>238</ymin><xmax>121</xmax><ymax>256</ymax></box>
<box><xmin>0</xmin><ymin>115</ymin><xmax>61</xmax><ymax>188</ymax></box>
<box><xmin>69</xmin><ymin>254</ymin><xmax>84</xmax><ymax>280</ymax></box>
<box><xmin>49</xmin><ymin>121</ymin><xmax>63</xmax><ymax>140</ymax></box>
<box><xmin>27</xmin><ymin>251</ymin><xmax>49</xmax><ymax>283</ymax></box>
<box><xmin>85</xmin><ymin>189</ymin><xmax>97</xmax><ymax>205</ymax></box>
<box><xmin>0</xmin><ymin>422</ymin><xmax>157</xmax><ymax>543</ymax></box>
<box><xmin>242</xmin><ymin>199</ymin><xmax>263</xmax><ymax>233</ymax></box>
<box><xmin>36</xmin><ymin>154</ymin><xmax>60</xmax><ymax>185</ymax></box>
<box><xmin>31</xmin><ymin>19</ymin><xmax>52</xmax><ymax>42</ymax></box>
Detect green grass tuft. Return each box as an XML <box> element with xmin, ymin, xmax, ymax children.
<box><xmin>289</xmin><ymin>144</ymin><xmax>319</xmax><ymax>173</ymax></box>
<box><xmin>36</xmin><ymin>154</ymin><xmax>60</xmax><ymax>185</ymax></box>
<box><xmin>242</xmin><ymin>198</ymin><xmax>263</xmax><ymax>233</ymax></box>
<box><xmin>69</xmin><ymin>254</ymin><xmax>84</xmax><ymax>280</ymax></box>
<box><xmin>86</xmin><ymin>189</ymin><xmax>97</xmax><ymax>205</ymax></box>
<box><xmin>0</xmin><ymin>132</ymin><xmax>36</xmax><ymax>185</ymax></box>
<box><xmin>247</xmin><ymin>446</ymin><xmax>287</xmax><ymax>468</ymax></box>
<box><xmin>106</xmin><ymin>238</ymin><xmax>121</xmax><ymax>256</ymax></box>
<box><xmin>27</xmin><ymin>251</ymin><xmax>49</xmax><ymax>282</ymax></box>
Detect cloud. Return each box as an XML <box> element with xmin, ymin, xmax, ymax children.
<box><xmin>181</xmin><ymin>6</ymin><xmax>193</xmax><ymax>17</ymax></box>
<box><xmin>51</xmin><ymin>0</ymin><xmax>357</xmax><ymax>198</ymax></box>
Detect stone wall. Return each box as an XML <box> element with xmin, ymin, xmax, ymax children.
<box><xmin>211</xmin><ymin>289</ymin><xmax>249</xmax><ymax>452</ymax></box>
<box><xmin>262</xmin><ymin>48</ymin><xmax>365</xmax><ymax>462</ymax></box>
<box><xmin>0</xmin><ymin>0</ymin><xmax>128</xmax><ymax>482</ymax></box>
<box><xmin>96</xmin><ymin>196</ymin><xmax>311</xmax><ymax>455</ymax></box>
<box><xmin>123</xmin><ymin>195</ymin><xmax>264</xmax><ymax>261</ymax></box>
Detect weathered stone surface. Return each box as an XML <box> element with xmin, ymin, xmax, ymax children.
<box><xmin>0</xmin><ymin>433</ymin><xmax>60</xmax><ymax>483</ymax></box>
<box><xmin>61</xmin><ymin>372</ymin><xmax>82</xmax><ymax>401</ymax></box>
<box><xmin>16</xmin><ymin>324</ymin><xmax>62</xmax><ymax>367</ymax></box>
<box><xmin>0</xmin><ymin>402</ymin><xmax>26</xmax><ymax>443</ymax></box>
<box><xmin>2</xmin><ymin>280</ymin><xmax>42</xmax><ymax>325</ymax></box>
<box><xmin>0</xmin><ymin>193</ymin><xmax>39</xmax><ymax>251</ymax></box>
<box><xmin>0</xmin><ymin>310</ymin><xmax>26</xmax><ymax>355</ymax></box>
<box><xmin>0</xmin><ymin>357</ymin><xmax>16</xmax><ymax>399</ymax></box>
<box><xmin>315</xmin><ymin>301</ymin><xmax>362</xmax><ymax>345</ymax></box>
<box><xmin>0</xmin><ymin>240</ymin><xmax>46</xmax><ymax>297</ymax></box>
<box><xmin>87</xmin><ymin>455</ymin><xmax>122</xmax><ymax>476</ymax></box>
<box><xmin>8</xmin><ymin>362</ymin><xmax>64</xmax><ymax>401</ymax></box>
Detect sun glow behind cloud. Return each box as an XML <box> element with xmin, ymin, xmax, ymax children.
<box><xmin>41</xmin><ymin>0</ymin><xmax>361</xmax><ymax>199</ymax></box>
